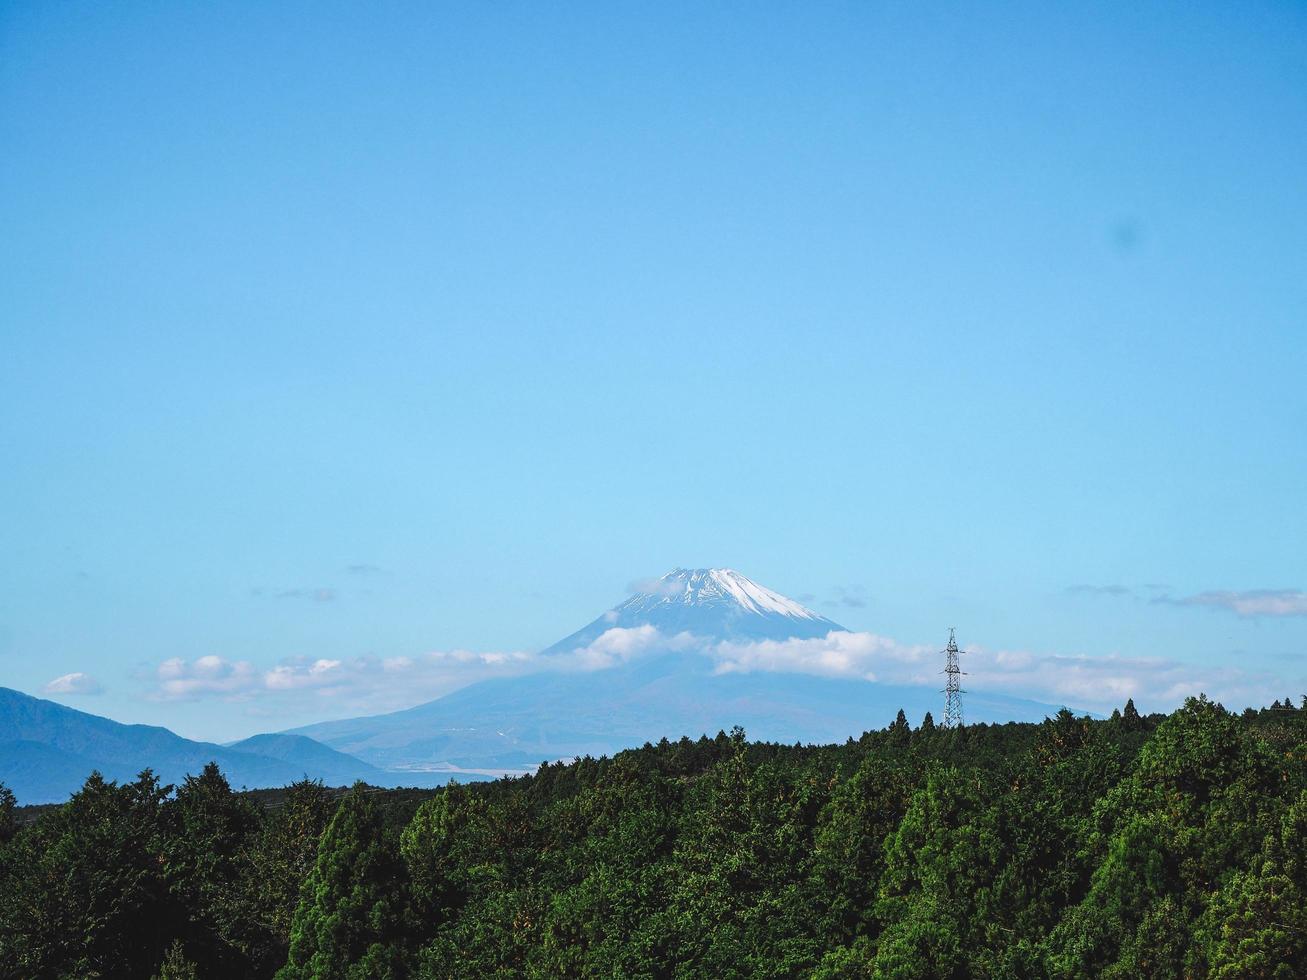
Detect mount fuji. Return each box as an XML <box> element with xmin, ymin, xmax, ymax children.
<box><xmin>541</xmin><ymin>567</ymin><xmax>846</xmax><ymax>654</ymax></box>
<box><xmin>288</xmin><ymin>568</ymin><xmax>1070</xmax><ymax>773</ymax></box>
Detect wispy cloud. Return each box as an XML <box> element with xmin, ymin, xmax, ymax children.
<box><xmin>43</xmin><ymin>672</ymin><xmax>104</xmax><ymax>695</ymax></box>
<box><xmin>627</xmin><ymin>576</ymin><xmax>683</xmax><ymax>598</ymax></box>
<box><xmin>251</xmin><ymin>587</ymin><xmax>338</xmax><ymax>602</ymax></box>
<box><xmin>1155</xmin><ymin>589</ymin><xmax>1307</xmax><ymax>618</ymax></box>
<box><xmin>278</xmin><ymin>588</ymin><xmax>337</xmax><ymax>602</ymax></box>
<box><xmin>346</xmin><ymin>563</ymin><xmax>383</xmax><ymax>576</ymax></box>
<box><xmin>1067</xmin><ymin>583</ymin><xmax>1306</xmax><ymax>619</ymax></box>
<box><xmin>828</xmin><ymin>585</ymin><xmax>868</xmax><ymax>609</ymax></box>
<box><xmin>1066</xmin><ymin>584</ymin><xmax>1135</xmax><ymax>597</ymax></box>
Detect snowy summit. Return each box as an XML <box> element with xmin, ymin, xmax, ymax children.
<box><xmin>619</xmin><ymin>567</ymin><xmax>827</xmax><ymax>621</ymax></box>
<box><xmin>541</xmin><ymin>567</ymin><xmax>846</xmax><ymax>655</ymax></box>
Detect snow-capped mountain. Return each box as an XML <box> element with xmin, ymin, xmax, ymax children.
<box><xmin>621</xmin><ymin>567</ymin><xmax>831</xmax><ymax>623</ymax></box>
<box><xmin>287</xmin><ymin>567</ymin><xmax>1070</xmax><ymax>772</ymax></box>
<box><xmin>541</xmin><ymin>567</ymin><xmax>845</xmax><ymax>655</ymax></box>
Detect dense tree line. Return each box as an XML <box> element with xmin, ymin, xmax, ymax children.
<box><xmin>1</xmin><ymin>696</ymin><xmax>1303</xmax><ymax>977</ymax></box>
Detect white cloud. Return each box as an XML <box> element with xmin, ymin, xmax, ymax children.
<box><xmin>564</xmin><ymin>625</ymin><xmax>696</xmax><ymax>670</ymax></box>
<box><xmin>265</xmin><ymin>658</ymin><xmax>344</xmax><ymax>690</ymax></box>
<box><xmin>144</xmin><ymin>625</ymin><xmax>690</xmax><ymax>710</ymax></box>
<box><xmin>1164</xmin><ymin>589</ymin><xmax>1307</xmax><ymax>618</ymax></box>
<box><xmin>712</xmin><ymin>631</ymin><xmax>923</xmax><ymax>682</ymax></box>
<box><xmin>155</xmin><ymin>656</ymin><xmax>261</xmax><ymax>699</ymax></box>
<box><xmin>43</xmin><ymin>672</ymin><xmax>104</xmax><ymax>695</ymax></box>
<box><xmin>144</xmin><ymin>626</ymin><xmax>1286</xmax><ymax>716</ymax></box>
<box><xmin>706</xmin><ymin>631</ymin><xmax>1281</xmax><ymax>712</ymax></box>
<box><xmin>148</xmin><ymin>647</ymin><xmax>538</xmax><ymax>711</ymax></box>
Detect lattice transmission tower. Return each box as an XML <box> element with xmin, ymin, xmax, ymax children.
<box><xmin>941</xmin><ymin>628</ymin><xmax>966</xmax><ymax>728</ymax></box>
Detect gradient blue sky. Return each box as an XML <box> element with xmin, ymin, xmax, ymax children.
<box><xmin>2</xmin><ymin>2</ymin><xmax>1304</xmax><ymax>741</ymax></box>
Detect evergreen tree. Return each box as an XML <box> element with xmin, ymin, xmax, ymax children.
<box><xmin>1122</xmin><ymin>697</ymin><xmax>1142</xmax><ymax>730</ymax></box>
<box><xmin>230</xmin><ymin>779</ymin><xmax>336</xmax><ymax>975</ymax></box>
<box><xmin>0</xmin><ymin>781</ymin><xmax>15</xmax><ymax>845</ymax></box>
<box><xmin>0</xmin><ymin>770</ymin><xmax>174</xmax><ymax>978</ymax></box>
<box><xmin>164</xmin><ymin>762</ymin><xmax>260</xmax><ymax>973</ymax></box>
<box><xmin>401</xmin><ymin>782</ymin><xmax>485</xmax><ymax>928</ymax></box>
<box><xmin>889</xmin><ymin>709</ymin><xmax>911</xmax><ymax>746</ymax></box>
<box><xmin>278</xmin><ymin>784</ymin><xmax>411</xmax><ymax>980</ymax></box>
<box><xmin>1192</xmin><ymin>790</ymin><xmax>1307</xmax><ymax>978</ymax></box>
<box><xmin>1045</xmin><ymin>696</ymin><xmax>1282</xmax><ymax>976</ymax></box>
<box><xmin>810</xmin><ymin>756</ymin><xmax>914</xmax><ymax>948</ymax></box>
<box><xmin>876</xmin><ymin>764</ymin><xmax>1000</xmax><ymax>973</ymax></box>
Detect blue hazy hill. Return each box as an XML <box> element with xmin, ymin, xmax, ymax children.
<box><xmin>0</xmin><ymin>687</ymin><xmax>385</xmax><ymax>804</ymax></box>
<box><xmin>224</xmin><ymin>732</ymin><xmax>389</xmax><ymax>786</ymax></box>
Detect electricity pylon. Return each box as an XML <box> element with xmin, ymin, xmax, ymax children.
<box><xmin>942</xmin><ymin>628</ymin><xmax>966</xmax><ymax>728</ymax></box>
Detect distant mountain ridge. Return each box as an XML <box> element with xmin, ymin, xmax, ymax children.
<box><xmin>0</xmin><ymin>687</ymin><xmax>389</xmax><ymax>804</ymax></box>
<box><xmin>290</xmin><ymin>567</ymin><xmax>1074</xmax><ymax>770</ymax></box>
<box><xmin>224</xmin><ymin>733</ymin><xmax>387</xmax><ymax>786</ymax></box>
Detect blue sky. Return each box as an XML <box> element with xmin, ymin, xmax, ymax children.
<box><xmin>2</xmin><ymin>2</ymin><xmax>1304</xmax><ymax>741</ymax></box>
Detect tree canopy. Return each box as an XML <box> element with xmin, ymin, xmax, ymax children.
<box><xmin>0</xmin><ymin>695</ymin><xmax>1302</xmax><ymax>977</ymax></box>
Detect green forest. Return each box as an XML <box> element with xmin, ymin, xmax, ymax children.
<box><xmin>1</xmin><ymin>696</ymin><xmax>1303</xmax><ymax>979</ymax></box>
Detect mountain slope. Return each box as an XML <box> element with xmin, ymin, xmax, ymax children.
<box><xmin>0</xmin><ymin>739</ymin><xmax>145</xmax><ymax>796</ymax></box>
<box><xmin>290</xmin><ymin>567</ymin><xmax>1073</xmax><ymax>770</ymax></box>
<box><xmin>0</xmin><ymin>688</ymin><xmax>383</xmax><ymax>803</ymax></box>
<box><xmin>225</xmin><ymin>733</ymin><xmax>388</xmax><ymax>785</ymax></box>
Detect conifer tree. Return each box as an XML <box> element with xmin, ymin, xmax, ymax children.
<box><xmin>0</xmin><ymin>770</ymin><xmax>174</xmax><ymax>977</ymax></box>
<box><xmin>165</xmin><ymin>762</ymin><xmax>260</xmax><ymax>973</ymax></box>
<box><xmin>0</xmin><ymin>782</ymin><xmax>15</xmax><ymax>845</ymax></box>
<box><xmin>1122</xmin><ymin>697</ymin><xmax>1142</xmax><ymax>730</ymax></box>
<box><xmin>231</xmin><ymin>778</ymin><xmax>335</xmax><ymax>974</ymax></box>
<box><xmin>278</xmin><ymin>784</ymin><xmax>410</xmax><ymax>980</ymax></box>
<box><xmin>890</xmin><ymin>709</ymin><xmax>911</xmax><ymax>743</ymax></box>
